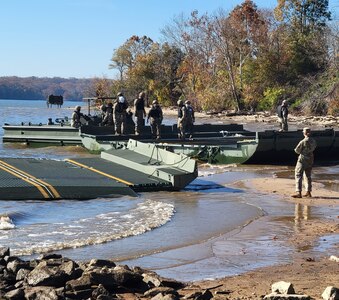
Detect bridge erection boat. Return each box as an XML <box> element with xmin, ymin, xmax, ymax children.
<box><xmin>2</xmin><ymin>120</ymin><xmax>339</xmax><ymax>165</ymax></box>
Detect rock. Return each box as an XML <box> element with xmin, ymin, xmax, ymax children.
<box><xmin>91</xmin><ymin>267</ymin><xmax>146</xmax><ymax>291</ymax></box>
<box><xmin>143</xmin><ymin>272</ymin><xmax>162</xmax><ymax>287</ymax></box>
<box><xmin>7</xmin><ymin>257</ymin><xmax>31</xmax><ymax>274</ymax></box>
<box><xmin>264</xmin><ymin>293</ymin><xmax>310</xmax><ymax>299</ymax></box>
<box><xmin>65</xmin><ymin>288</ymin><xmax>93</xmax><ymax>299</ymax></box>
<box><xmin>3</xmin><ymin>287</ymin><xmax>25</xmax><ymax>300</ymax></box>
<box><xmin>151</xmin><ymin>293</ymin><xmax>179</xmax><ymax>300</ymax></box>
<box><xmin>0</xmin><ymin>247</ymin><xmax>10</xmax><ymax>259</ymax></box>
<box><xmin>26</xmin><ymin>261</ymin><xmax>70</xmax><ymax>287</ymax></box>
<box><xmin>65</xmin><ymin>273</ymin><xmax>93</xmax><ymax>292</ymax></box>
<box><xmin>144</xmin><ymin>287</ymin><xmax>179</xmax><ymax>298</ymax></box>
<box><xmin>322</xmin><ymin>286</ymin><xmax>339</xmax><ymax>300</ymax></box>
<box><xmin>15</xmin><ymin>268</ymin><xmax>31</xmax><ymax>281</ymax></box>
<box><xmin>88</xmin><ymin>258</ymin><xmax>116</xmax><ymax>269</ymax></box>
<box><xmin>91</xmin><ymin>284</ymin><xmax>113</xmax><ymax>299</ymax></box>
<box><xmin>39</xmin><ymin>253</ymin><xmax>62</xmax><ymax>260</ymax></box>
<box><xmin>183</xmin><ymin>289</ymin><xmax>215</xmax><ymax>300</ymax></box>
<box><xmin>271</xmin><ymin>281</ymin><xmax>295</xmax><ymax>294</ymax></box>
<box><xmin>329</xmin><ymin>255</ymin><xmax>339</xmax><ymax>262</ymax></box>
<box><xmin>24</xmin><ymin>286</ymin><xmax>60</xmax><ymax>300</ymax></box>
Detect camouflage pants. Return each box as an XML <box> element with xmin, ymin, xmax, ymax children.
<box><xmin>114</xmin><ymin>113</ymin><xmax>126</xmax><ymax>135</ymax></box>
<box><xmin>177</xmin><ymin>118</ymin><xmax>185</xmax><ymax>139</ymax></box>
<box><xmin>278</xmin><ymin>117</ymin><xmax>288</xmax><ymax>131</ymax></box>
<box><xmin>295</xmin><ymin>161</ymin><xmax>312</xmax><ymax>192</ymax></box>
<box><xmin>135</xmin><ymin>110</ymin><xmax>145</xmax><ymax>134</ymax></box>
<box><xmin>185</xmin><ymin>121</ymin><xmax>194</xmax><ymax>138</ymax></box>
<box><xmin>150</xmin><ymin>118</ymin><xmax>161</xmax><ymax>139</ymax></box>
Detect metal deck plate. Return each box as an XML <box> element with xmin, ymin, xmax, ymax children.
<box><xmin>0</xmin><ymin>158</ymin><xmax>136</xmax><ymax>200</ymax></box>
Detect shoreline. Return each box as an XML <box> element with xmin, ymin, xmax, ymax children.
<box><xmin>188</xmin><ymin>175</ymin><xmax>339</xmax><ymax>299</ymax></box>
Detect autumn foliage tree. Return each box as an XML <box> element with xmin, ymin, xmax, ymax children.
<box><xmin>107</xmin><ymin>0</ymin><xmax>336</xmax><ymax>115</ymax></box>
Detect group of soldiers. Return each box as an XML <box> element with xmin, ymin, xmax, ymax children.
<box><xmin>72</xmin><ymin>92</ymin><xmax>195</xmax><ymax>140</ymax></box>
<box><xmin>73</xmin><ymin>96</ymin><xmax>316</xmax><ymax>199</ymax></box>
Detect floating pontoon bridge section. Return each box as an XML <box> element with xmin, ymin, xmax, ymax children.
<box><xmin>0</xmin><ymin>140</ymin><xmax>197</xmax><ymax>200</ymax></box>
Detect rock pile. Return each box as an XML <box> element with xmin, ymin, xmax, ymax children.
<box><xmin>0</xmin><ymin>247</ymin><xmax>187</xmax><ymax>300</ymax></box>
<box><xmin>1</xmin><ymin>247</ymin><xmax>338</xmax><ymax>300</ymax></box>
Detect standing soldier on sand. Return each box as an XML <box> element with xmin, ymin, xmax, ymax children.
<box><xmin>177</xmin><ymin>99</ymin><xmax>186</xmax><ymax>140</ymax></box>
<box><xmin>291</xmin><ymin>127</ymin><xmax>317</xmax><ymax>198</ymax></box>
<box><xmin>134</xmin><ymin>91</ymin><xmax>146</xmax><ymax>135</ymax></box>
<box><xmin>277</xmin><ymin>100</ymin><xmax>289</xmax><ymax>132</ymax></box>
<box><xmin>113</xmin><ymin>92</ymin><xmax>128</xmax><ymax>135</ymax></box>
<box><xmin>147</xmin><ymin>100</ymin><xmax>163</xmax><ymax>139</ymax></box>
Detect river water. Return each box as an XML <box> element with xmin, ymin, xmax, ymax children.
<box><xmin>0</xmin><ymin>99</ymin><xmax>338</xmax><ymax>282</ymax></box>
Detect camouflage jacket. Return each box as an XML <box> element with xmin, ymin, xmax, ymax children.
<box><xmin>294</xmin><ymin>137</ymin><xmax>317</xmax><ymax>167</ymax></box>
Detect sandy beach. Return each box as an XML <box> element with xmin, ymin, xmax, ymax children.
<box><xmin>181</xmin><ymin>176</ymin><xmax>339</xmax><ymax>299</ymax></box>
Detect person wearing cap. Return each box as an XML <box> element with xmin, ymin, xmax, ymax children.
<box><xmin>147</xmin><ymin>100</ymin><xmax>163</xmax><ymax>139</ymax></box>
<box><xmin>184</xmin><ymin>100</ymin><xmax>195</xmax><ymax>139</ymax></box>
<box><xmin>277</xmin><ymin>100</ymin><xmax>289</xmax><ymax>131</ymax></box>
<box><xmin>113</xmin><ymin>92</ymin><xmax>129</xmax><ymax>135</ymax></box>
<box><xmin>134</xmin><ymin>91</ymin><xmax>147</xmax><ymax>135</ymax></box>
<box><xmin>71</xmin><ymin>105</ymin><xmax>83</xmax><ymax>128</ymax></box>
<box><xmin>291</xmin><ymin>127</ymin><xmax>317</xmax><ymax>198</ymax></box>
<box><xmin>177</xmin><ymin>99</ymin><xmax>186</xmax><ymax>140</ymax></box>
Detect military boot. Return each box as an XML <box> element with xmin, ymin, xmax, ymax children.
<box><xmin>303</xmin><ymin>191</ymin><xmax>312</xmax><ymax>198</ymax></box>
<box><xmin>291</xmin><ymin>192</ymin><xmax>302</xmax><ymax>198</ymax></box>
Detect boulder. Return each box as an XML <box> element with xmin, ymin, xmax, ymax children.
<box><xmin>3</xmin><ymin>287</ymin><xmax>25</xmax><ymax>300</ymax></box>
<box><xmin>144</xmin><ymin>287</ymin><xmax>179</xmax><ymax>298</ymax></box>
<box><xmin>65</xmin><ymin>273</ymin><xmax>93</xmax><ymax>292</ymax></box>
<box><xmin>88</xmin><ymin>259</ymin><xmax>116</xmax><ymax>269</ymax></box>
<box><xmin>264</xmin><ymin>294</ymin><xmax>310</xmax><ymax>299</ymax></box>
<box><xmin>24</xmin><ymin>286</ymin><xmax>60</xmax><ymax>300</ymax></box>
<box><xmin>7</xmin><ymin>257</ymin><xmax>31</xmax><ymax>274</ymax></box>
<box><xmin>322</xmin><ymin>286</ymin><xmax>339</xmax><ymax>300</ymax></box>
<box><xmin>271</xmin><ymin>281</ymin><xmax>296</xmax><ymax>294</ymax></box>
<box><xmin>26</xmin><ymin>262</ymin><xmax>69</xmax><ymax>287</ymax></box>
<box><xmin>0</xmin><ymin>247</ymin><xmax>10</xmax><ymax>259</ymax></box>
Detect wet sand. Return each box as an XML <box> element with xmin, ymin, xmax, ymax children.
<box><xmin>187</xmin><ymin>175</ymin><xmax>339</xmax><ymax>299</ymax></box>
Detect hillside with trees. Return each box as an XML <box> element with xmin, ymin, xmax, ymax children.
<box><xmin>0</xmin><ymin>77</ymin><xmax>96</xmax><ymax>101</ymax></box>
<box><xmin>105</xmin><ymin>0</ymin><xmax>338</xmax><ymax>115</ymax></box>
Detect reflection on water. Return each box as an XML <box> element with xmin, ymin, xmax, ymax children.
<box><xmin>294</xmin><ymin>203</ymin><xmax>310</xmax><ymax>223</ymax></box>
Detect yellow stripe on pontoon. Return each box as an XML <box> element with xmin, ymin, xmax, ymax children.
<box><xmin>0</xmin><ymin>160</ymin><xmax>60</xmax><ymax>199</ymax></box>
<box><xmin>65</xmin><ymin>159</ymin><xmax>133</xmax><ymax>186</ymax></box>
<box><xmin>0</xmin><ymin>164</ymin><xmax>50</xmax><ymax>199</ymax></box>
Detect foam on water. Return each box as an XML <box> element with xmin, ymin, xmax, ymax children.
<box><xmin>3</xmin><ymin>200</ymin><xmax>174</xmax><ymax>256</ymax></box>
<box><xmin>0</xmin><ymin>216</ymin><xmax>16</xmax><ymax>230</ymax></box>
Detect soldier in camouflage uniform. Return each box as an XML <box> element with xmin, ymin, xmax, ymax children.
<box><xmin>291</xmin><ymin>127</ymin><xmax>317</xmax><ymax>198</ymax></box>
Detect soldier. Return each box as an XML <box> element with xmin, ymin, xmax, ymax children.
<box><xmin>102</xmin><ymin>102</ymin><xmax>114</xmax><ymax>126</ymax></box>
<box><xmin>147</xmin><ymin>100</ymin><xmax>163</xmax><ymax>139</ymax></box>
<box><xmin>177</xmin><ymin>99</ymin><xmax>186</xmax><ymax>140</ymax></box>
<box><xmin>134</xmin><ymin>91</ymin><xmax>146</xmax><ymax>135</ymax></box>
<box><xmin>113</xmin><ymin>92</ymin><xmax>128</xmax><ymax>135</ymax></box>
<box><xmin>277</xmin><ymin>100</ymin><xmax>289</xmax><ymax>132</ymax></box>
<box><xmin>71</xmin><ymin>105</ymin><xmax>82</xmax><ymax>128</ymax></box>
<box><xmin>184</xmin><ymin>100</ymin><xmax>195</xmax><ymax>139</ymax></box>
<box><xmin>291</xmin><ymin>127</ymin><xmax>317</xmax><ymax>198</ymax></box>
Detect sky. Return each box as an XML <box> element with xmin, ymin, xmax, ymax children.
<box><xmin>1</xmin><ymin>0</ymin><xmax>338</xmax><ymax>79</ymax></box>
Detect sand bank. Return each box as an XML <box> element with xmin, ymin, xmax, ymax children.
<box><xmin>189</xmin><ymin>176</ymin><xmax>339</xmax><ymax>299</ymax></box>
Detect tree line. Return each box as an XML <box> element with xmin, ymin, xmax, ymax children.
<box><xmin>0</xmin><ymin>76</ymin><xmax>95</xmax><ymax>101</ymax></box>
<box><xmin>104</xmin><ymin>0</ymin><xmax>338</xmax><ymax>115</ymax></box>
